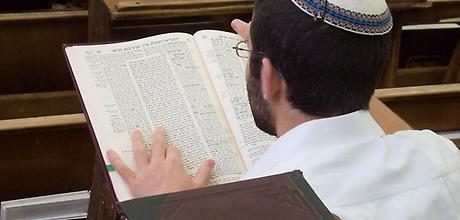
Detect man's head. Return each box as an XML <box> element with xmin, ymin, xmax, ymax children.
<box><xmin>245</xmin><ymin>0</ymin><xmax>391</xmax><ymax>135</ymax></box>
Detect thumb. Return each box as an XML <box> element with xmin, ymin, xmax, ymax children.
<box><xmin>193</xmin><ymin>159</ymin><xmax>215</xmax><ymax>187</ymax></box>
<box><xmin>231</xmin><ymin>19</ymin><xmax>250</xmax><ymax>39</ymax></box>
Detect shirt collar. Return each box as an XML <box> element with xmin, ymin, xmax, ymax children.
<box><xmin>243</xmin><ymin>110</ymin><xmax>385</xmax><ymax>178</ymax></box>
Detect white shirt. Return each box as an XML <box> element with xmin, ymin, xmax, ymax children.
<box><xmin>242</xmin><ymin>110</ymin><xmax>460</xmax><ymax>220</ymax></box>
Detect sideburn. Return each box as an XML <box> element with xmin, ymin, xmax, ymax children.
<box><xmin>247</xmin><ymin>54</ymin><xmax>277</xmax><ymax>136</ymax></box>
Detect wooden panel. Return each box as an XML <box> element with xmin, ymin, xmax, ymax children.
<box><xmin>443</xmin><ymin>39</ymin><xmax>460</xmax><ymax>83</ymax></box>
<box><xmin>453</xmin><ymin>139</ymin><xmax>460</xmax><ymax>147</ymax></box>
<box><xmin>0</xmin><ymin>113</ymin><xmax>85</xmax><ymax>132</ymax></box>
<box><xmin>397</xmin><ymin>1</ymin><xmax>460</xmax><ymax>24</ymax></box>
<box><xmin>104</xmin><ymin>0</ymin><xmax>253</xmax><ymax>20</ymax></box>
<box><xmin>376</xmin><ymin>83</ymin><xmax>460</xmax><ymax>131</ymax></box>
<box><xmin>87</xmin><ymin>158</ymin><xmax>123</xmax><ymax>219</ymax></box>
<box><xmin>383</xmin><ymin>95</ymin><xmax>460</xmax><ymax>131</ymax></box>
<box><xmin>0</xmin><ymin>90</ymin><xmax>81</xmax><ymax>120</ymax></box>
<box><xmin>0</xmin><ymin>11</ymin><xmax>87</xmax><ymax>94</ymax></box>
<box><xmin>399</xmin><ymin>28</ymin><xmax>459</xmax><ymax>69</ymax></box>
<box><xmin>0</xmin><ymin>122</ymin><xmax>94</xmax><ymax>201</ymax></box>
<box><xmin>102</xmin><ymin>0</ymin><xmax>430</xmax><ymax>18</ymax></box>
<box><xmin>110</xmin><ymin>17</ymin><xmax>239</xmax><ymax>41</ymax></box>
<box><xmin>396</xmin><ymin>66</ymin><xmax>447</xmax><ymax>87</ymax></box>
<box><xmin>380</xmin><ymin>0</ymin><xmax>460</xmax><ymax>88</ymax></box>
<box><xmin>88</xmin><ymin>0</ymin><xmax>252</xmax><ymax>42</ymax></box>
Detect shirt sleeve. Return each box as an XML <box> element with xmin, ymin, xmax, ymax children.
<box><xmin>392</xmin><ymin>129</ymin><xmax>460</xmax><ymax>217</ymax></box>
<box><xmin>393</xmin><ymin>129</ymin><xmax>459</xmax><ymax>167</ymax></box>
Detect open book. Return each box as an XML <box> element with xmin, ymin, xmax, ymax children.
<box><xmin>65</xmin><ymin>30</ymin><xmax>276</xmax><ymax>202</ymax></box>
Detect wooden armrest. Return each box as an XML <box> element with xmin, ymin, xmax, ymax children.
<box><xmin>0</xmin><ymin>113</ymin><xmax>86</xmax><ymax>132</ymax></box>
<box><xmin>375</xmin><ymin>83</ymin><xmax>460</xmax><ymax>100</ymax></box>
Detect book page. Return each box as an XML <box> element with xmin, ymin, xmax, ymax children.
<box><xmin>194</xmin><ymin>30</ymin><xmax>276</xmax><ymax>170</ymax></box>
<box><xmin>65</xmin><ymin>33</ymin><xmax>245</xmax><ymax>201</ymax></box>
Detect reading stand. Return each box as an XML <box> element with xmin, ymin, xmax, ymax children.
<box><xmin>87</xmin><ymin>160</ymin><xmax>124</xmax><ymax>219</ymax></box>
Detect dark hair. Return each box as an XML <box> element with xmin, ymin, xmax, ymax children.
<box><xmin>250</xmin><ymin>0</ymin><xmax>391</xmax><ymax>117</ymax></box>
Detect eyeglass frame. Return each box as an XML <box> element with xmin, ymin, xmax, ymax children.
<box><xmin>232</xmin><ymin>40</ymin><xmax>284</xmax><ymax>80</ymax></box>
<box><xmin>232</xmin><ymin>40</ymin><xmax>265</xmax><ymax>58</ymax></box>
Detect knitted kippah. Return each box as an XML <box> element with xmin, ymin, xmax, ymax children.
<box><xmin>291</xmin><ymin>0</ymin><xmax>393</xmax><ymax>35</ymax></box>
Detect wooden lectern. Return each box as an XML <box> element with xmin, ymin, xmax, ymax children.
<box><xmin>88</xmin><ymin>0</ymin><xmax>253</xmax><ymax>42</ymax></box>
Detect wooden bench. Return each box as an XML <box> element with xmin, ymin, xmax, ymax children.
<box><xmin>0</xmin><ymin>10</ymin><xmax>87</xmax><ymax>95</ymax></box>
<box><xmin>0</xmin><ymin>89</ymin><xmax>94</xmax><ymax>202</ymax></box>
<box><xmin>0</xmin><ymin>90</ymin><xmax>80</xmax><ymax>120</ymax></box>
<box><xmin>381</xmin><ymin>0</ymin><xmax>460</xmax><ymax>88</ymax></box>
<box><xmin>375</xmin><ymin>83</ymin><xmax>460</xmax><ymax>146</ymax></box>
<box><xmin>0</xmin><ymin>7</ymin><xmax>93</xmax><ymax>202</ymax></box>
<box><xmin>0</xmin><ymin>114</ymin><xmax>94</xmax><ymax>202</ymax></box>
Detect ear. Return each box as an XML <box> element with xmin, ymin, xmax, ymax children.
<box><xmin>260</xmin><ymin>57</ymin><xmax>282</xmax><ymax>101</ymax></box>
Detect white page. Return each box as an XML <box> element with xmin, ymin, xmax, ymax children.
<box><xmin>66</xmin><ymin>33</ymin><xmax>246</xmax><ymax>201</ymax></box>
<box><xmin>194</xmin><ymin>30</ymin><xmax>276</xmax><ymax>170</ymax></box>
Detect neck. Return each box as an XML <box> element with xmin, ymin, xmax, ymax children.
<box><xmin>274</xmin><ymin>106</ymin><xmax>319</xmax><ymax>137</ymax></box>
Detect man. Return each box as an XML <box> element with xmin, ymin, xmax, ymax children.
<box><xmin>107</xmin><ymin>0</ymin><xmax>460</xmax><ymax>218</ymax></box>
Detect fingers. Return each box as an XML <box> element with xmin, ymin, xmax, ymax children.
<box><xmin>107</xmin><ymin>149</ymin><xmax>136</xmax><ymax>184</ymax></box>
<box><xmin>131</xmin><ymin>130</ymin><xmax>149</xmax><ymax>169</ymax></box>
<box><xmin>231</xmin><ymin>19</ymin><xmax>250</xmax><ymax>40</ymax></box>
<box><xmin>151</xmin><ymin>127</ymin><xmax>167</xmax><ymax>162</ymax></box>
<box><xmin>165</xmin><ymin>146</ymin><xmax>183</xmax><ymax>161</ymax></box>
<box><xmin>193</xmin><ymin>159</ymin><xmax>216</xmax><ymax>187</ymax></box>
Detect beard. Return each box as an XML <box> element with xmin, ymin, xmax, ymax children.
<box><xmin>247</xmin><ymin>57</ymin><xmax>277</xmax><ymax>136</ymax></box>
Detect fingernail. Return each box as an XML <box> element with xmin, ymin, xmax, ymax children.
<box><xmin>231</xmin><ymin>19</ymin><xmax>240</xmax><ymax>28</ymax></box>
<box><xmin>208</xmin><ymin>159</ymin><xmax>216</xmax><ymax>167</ymax></box>
<box><xmin>132</xmin><ymin>129</ymin><xmax>141</xmax><ymax>136</ymax></box>
<box><xmin>107</xmin><ymin>149</ymin><xmax>114</xmax><ymax>160</ymax></box>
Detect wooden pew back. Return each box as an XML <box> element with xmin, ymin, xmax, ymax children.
<box><xmin>0</xmin><ymin>91</ymin><xmax>81</xmax><ymax>120</ymax></box>
<box><xmin>375</xmin><ymin>83</ymin><xmax>460</xmax><ymax>132</ymax></box>
<box><xmin>0</xmin><ymin>9</ymin><xmax>90</xmax><ymax>201</ymax></box>
<box><xmin>0</xmin><ymin>11</ymin><xmax>87</xmax><ymax>94</ymax></box>
<box><xmin>88</xmin><ymin>0</ymin><xmax>253</xmax><ymax>42</ymax></box>
<box><xmin>0</xmin><ymin>114</ymin><xmax>93</xmax><ymax>202</ymax></box>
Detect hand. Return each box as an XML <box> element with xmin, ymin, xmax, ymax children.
<box><xmin>107</xmin><ymin>128</ymin><xmax>215</xmax><ymax>198</ymax></box>
<box><xmin>231</xmin><ymin>19</ymin><xmax>250</xmax><ymax>40</ymax></box>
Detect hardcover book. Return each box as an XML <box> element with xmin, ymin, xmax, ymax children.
<box><xmin>64</xmin><ymin>30</ymin><xmax>276</xmax><ymax>201</ymax></box>
<box><xmin>119</xmin><ymin>170</ymin><xmax>336</xmax><ymax>220</ymax></box>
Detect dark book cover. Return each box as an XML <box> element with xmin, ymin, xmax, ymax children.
<box><xmin>120</xmin><ymin>170</ymin><xmax>335</xmax><ymax>220</ymax></box>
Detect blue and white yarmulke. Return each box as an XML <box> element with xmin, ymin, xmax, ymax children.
<box><xmin>291</xmin><ymin>0</ymin><xmax>393</xmax><ymax>35</ymax></box>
